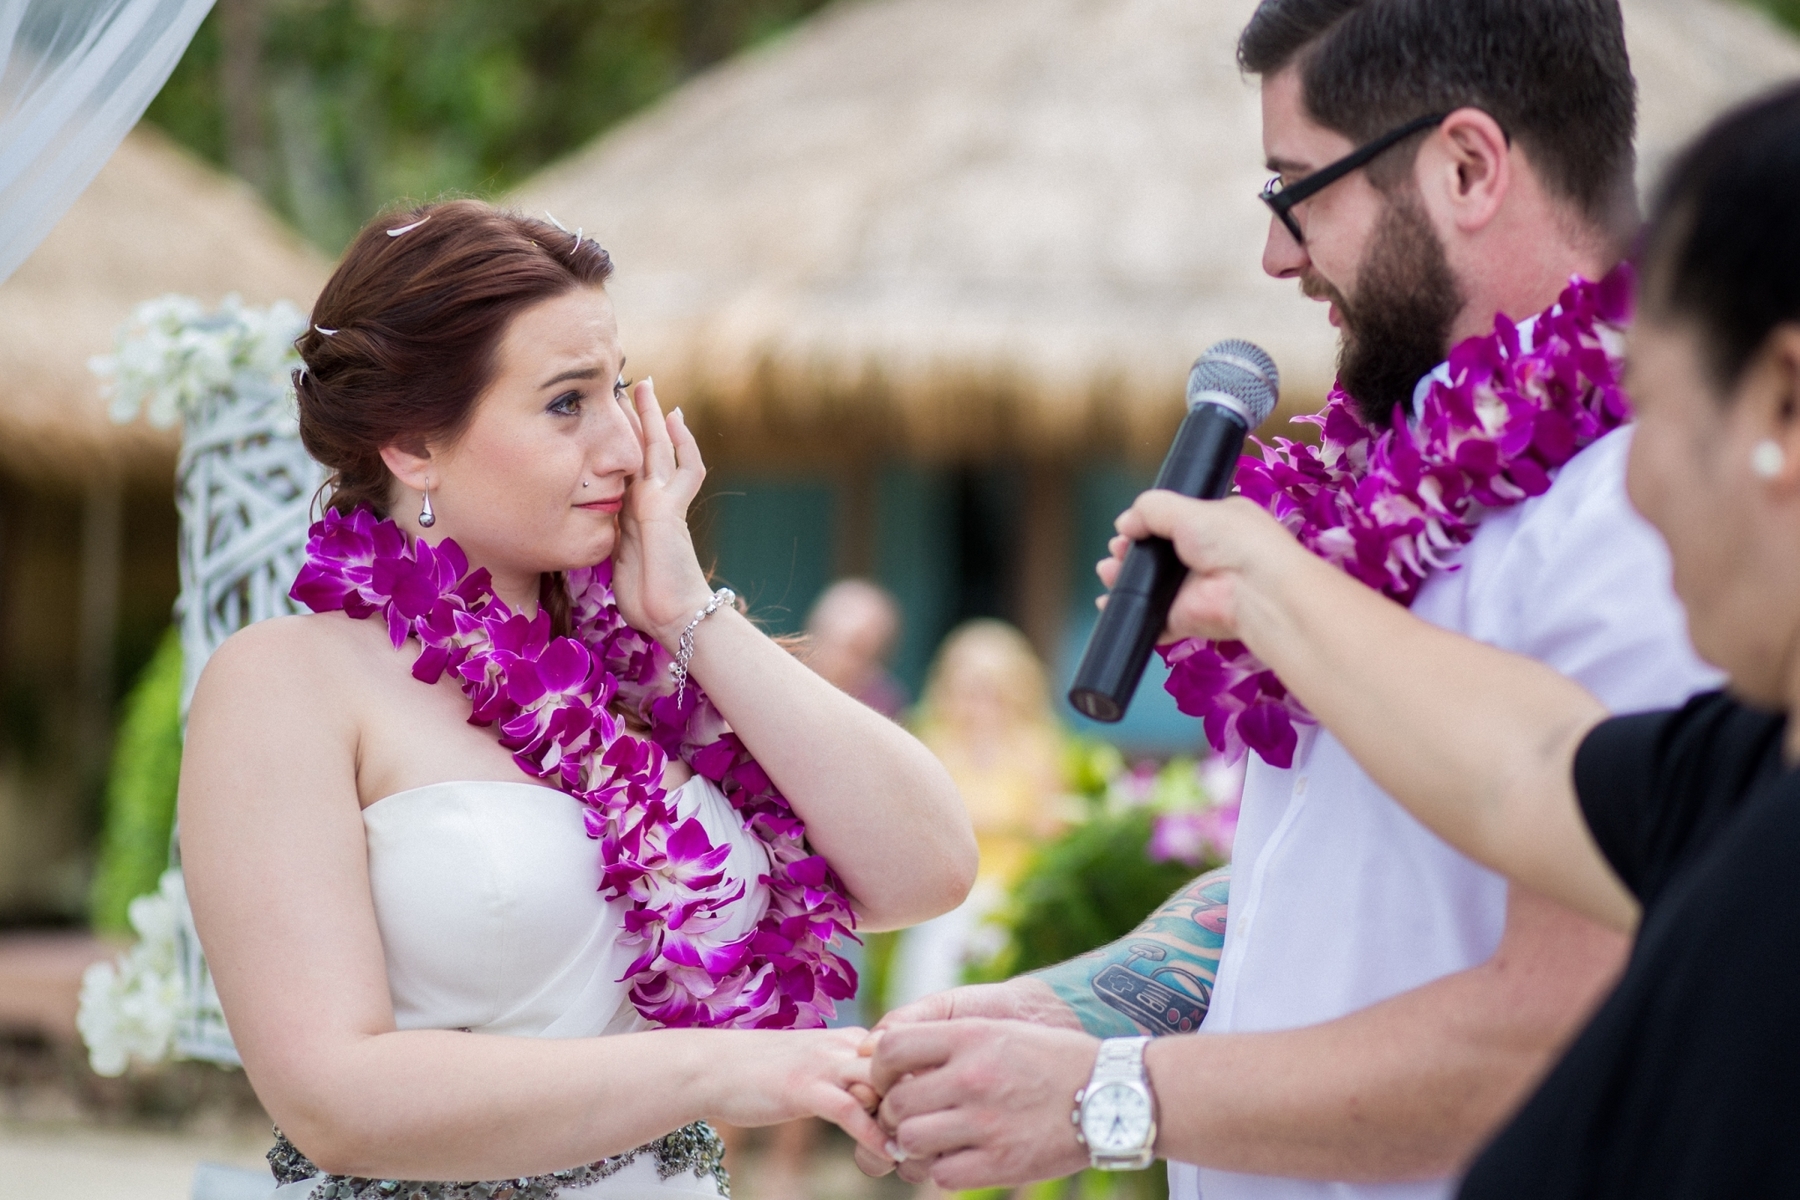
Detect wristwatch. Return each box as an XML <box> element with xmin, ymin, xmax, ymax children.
<box><xmin>1072</xmin><ymin>1036</ymin><xmax>1159</xmax><ymax>1171</ymax></box>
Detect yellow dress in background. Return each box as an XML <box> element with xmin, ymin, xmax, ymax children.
<box><xmin>888</xmin><ymin>722</ymin><xmax>1065</xmax><ymax>1010</ymax></box>
<box><xmin>926</xmin><ymin>725</ymin><xmax>1066</xmax><ymax>890</ymax></box>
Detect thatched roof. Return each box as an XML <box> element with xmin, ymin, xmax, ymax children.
<box><xmin>0</xmin><ymin>125</ymin><xmax>330</xmax><ymax>485</ymax></box>
<box><xmin>515</xmin><ymin>0</ymin><xmax>1800</xmax><ymax>460</ymax></box>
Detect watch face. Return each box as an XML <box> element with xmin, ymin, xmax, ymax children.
<box><xmin>1081</xmin><ymin>1082</ymin><xmax>1152</xmax><ymax>1154</ymax></box>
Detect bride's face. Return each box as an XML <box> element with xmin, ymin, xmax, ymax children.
<box><xmin>392</xmin><ymin>287</ymin><xmax>643</xmax><ymax>589</ymax></box>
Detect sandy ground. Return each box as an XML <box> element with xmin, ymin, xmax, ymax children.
<box><xmin>0</xmin><ymin>1120</ymin><xmax>274</xmax><ymax>1199</ymax></box>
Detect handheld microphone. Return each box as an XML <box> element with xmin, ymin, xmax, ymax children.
<box><xmin>1067</xmin><ymin>340</ymin><xmax>1279</xmax><ymax>723</ymax></box>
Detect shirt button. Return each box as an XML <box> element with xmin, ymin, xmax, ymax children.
<box><xmin>1295</xmin><ymin>776</ymin><xmax>1309</xmax><ymax>796</ymax></box>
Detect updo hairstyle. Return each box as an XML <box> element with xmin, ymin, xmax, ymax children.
<box><xmin>294</xmin><ymin>199</ymin><xmax>616</xmax><ymax>518</ymax></box>
<box><xmin>1640</xmin><ymin>81</ymin><xmax>1800</xmax><ymax>393</ymax></box>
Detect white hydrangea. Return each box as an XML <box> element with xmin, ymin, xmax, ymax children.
<box><xmin>92</xmin><ymin>293</ymin><xmax>306</xmax><ymax>431</ymax></box>
<box><xmin>77</xmin><ymin>868</ymin><xmax>190</xmax><ymax>1077</ymax></box>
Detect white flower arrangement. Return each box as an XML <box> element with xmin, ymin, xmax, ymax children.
<box><xmin>91</xmin><ymin>293</ymin><xmax>306</xmax><ymax>431</ymax></box>
<box><xmin>76</xmin><ymin>868</ymin><xmax>190</xmax><ymax>1077</ymax></box>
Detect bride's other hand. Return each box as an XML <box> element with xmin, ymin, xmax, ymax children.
<box><xmin>611</xmin><ymin>378</ymin><xmax>714</xmax><ymax>649</ymax></box>
<box><xmin>706</xmin><ymin>1028</ymin><xmax>888</xmax><ymax>1159</ymax></box>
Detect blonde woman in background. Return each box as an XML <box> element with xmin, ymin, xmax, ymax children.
<box><xmin>889</xmin><ymin>619</ymin><xmax>1068</xmax><ymax>1010</ymax></box>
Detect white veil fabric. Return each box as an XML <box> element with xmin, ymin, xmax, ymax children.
<box><xmin>0</xmin><ymin>0</ymin><xmax>214</xmax><ymax>286</ymax></box>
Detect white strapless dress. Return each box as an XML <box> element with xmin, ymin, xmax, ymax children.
<box><xmin>270</xmin><ymin>774</ymin><xmax>770</xmax><ymax>1200</ymax></box>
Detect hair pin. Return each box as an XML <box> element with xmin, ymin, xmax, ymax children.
<box><xmin>314</xmin><ymin>325</ymin><xmax>338</xmax><ymax>336</ymax></box>
<box><xmin>387</xmin><ymin>216</ymin><xmax>430</xmax><ymax>237</ymax></box>
<box><xmin>544</xmin><ymin>211</ymin><xmax>570</xmax><ymax>233</ymax></box>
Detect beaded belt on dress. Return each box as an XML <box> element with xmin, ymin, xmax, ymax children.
<box><xmin>268</xmin><ymin>1120</ymin><xmax>730</xmax><ymax>1200</ymax></box>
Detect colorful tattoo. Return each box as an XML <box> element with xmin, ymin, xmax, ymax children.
<box><xmin>1028</xmin><ymin>867</ymin><xmax>1229</xmax><ymax>1037</ymax></box>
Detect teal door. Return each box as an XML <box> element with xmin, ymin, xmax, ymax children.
<box><xmin>1059</xmin><ymin>464</ymin><xmax>1209</xmax><ymax>754</ymax></box>
<box><xmin>701</xmin><ymin>475</ymin><xmax>838</xmax><ymax>636</ymax></box>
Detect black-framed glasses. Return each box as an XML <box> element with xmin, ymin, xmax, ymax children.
<box><xmin>1260</xmin><ymin>112</ymin><xmax>1448</xmax><ymax>245</ymax></box>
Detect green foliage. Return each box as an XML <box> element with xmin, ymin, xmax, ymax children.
<box><xmin>1063</xmin><ymin>736</ymin><xmax>1126</xmax><ymax>800</ymax></box>
<box><xmin>858</xmin><ymin>928</ymin><xmax>900</xmax><ymax>1024</ymax></box>
<box><xmin>1044</xmin><ymin>1164</ymin><xmax>1168</xmax><ymax>1200</ymax></box>
<box><xmin>1746</xmin><ymin>0</ymin><xmax>1800</xmax><ymax>34</ymax></box>
<box><xmin>89</xmin><ymin>629</ymin><xmax>183</xmax><ymax>936</ymax></box>
<box><xmin>974</xmin><ymin>746</ymin><xmax>1229</xmax><ymax>981</ymax></box>
<box><xmin>953</xmin><ymin>1138</ymin><xmax>1171</xmax><ymax>1200</ymax></box>
<box><xmin>975</xmin><ymin>807</ymin><xmax>1201</xmax><ymax>981</ymax></box>
<box><xmin>145</xmin><ymin>0</ymin><xmax>836</xmax><ymax>252</ymax></box>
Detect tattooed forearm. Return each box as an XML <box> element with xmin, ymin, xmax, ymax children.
<box><xmin>1026</xmin><ymin>866</ymin><xmax>1230</xmax><ymax>1037</ymax></box>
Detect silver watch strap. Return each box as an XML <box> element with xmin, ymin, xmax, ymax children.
<box><xmin>1090</xmin><ymin>1036</ymin><xmax>1150</xmax><ymax>1084</ymax></box>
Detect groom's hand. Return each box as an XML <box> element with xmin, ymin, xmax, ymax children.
<box><xmin>853</xmin><ymin>981</ymin><xmax>1083</xmax><ymax>1182</ymax></box>
<box><xmin>869</xmin><ymin>1019</ymin><xmax>1098</xmax><ymax>1189</ymax></box>
<box><xmin>877</xmin><ymin>977</ymin><xmax>1084</xmax><ymax>1031</ymax></box>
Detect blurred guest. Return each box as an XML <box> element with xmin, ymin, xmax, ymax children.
<box><xmin>804</xmin><ymin>578</ymin><xmax>907</xmax><ymax>718</ymax></box>
<box><xmin>889</xmin><ymin>619</ymin><xmax>1067</xmax><ymax>1010</ymax></box>
<box><xmin>741</xmin><ymin>578</ymin><xmax>909</xmax><ymax>1200</ymax></box>
<box><xmin>801</xmin><ymin>578</ymin><xmax>909</xmax><ymax>1025</ymax></box>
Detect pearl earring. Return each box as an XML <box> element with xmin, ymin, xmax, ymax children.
<box><xmin>419</xmin><ymin>490</ymin><xmax>436</xmax><ymax>528</ymax></box>
<box><xmin>1752</xmin><ymin>439</ymin><xmax>1786</xmax><ymax>481</ymax></box>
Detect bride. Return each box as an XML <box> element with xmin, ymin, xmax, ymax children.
<box><xmin>178</xmin><ymin>199</ymin><xmax>976</xmax><ymax>1197</ymax></box>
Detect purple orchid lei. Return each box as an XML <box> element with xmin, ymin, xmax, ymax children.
<box><xmin>291</xmin><ymin>510</ymin><xmax>857</xmax><ymax>1029</ymax></box>
<box><xmin>1161</xmin><ymin>265</ymin><xmax>1636</xmax><ymax>769</ymax></box>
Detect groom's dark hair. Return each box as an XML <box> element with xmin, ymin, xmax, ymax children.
<box><xmin>1238</xmin><ymin>0</ymin><xmax>1637</xmax><ymax>229</ymax></box>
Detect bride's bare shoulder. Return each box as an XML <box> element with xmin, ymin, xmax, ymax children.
<box><xmin>193</xmin><ymin>611</ymin><xmax>389</xmax><ymax>707</ymax></box>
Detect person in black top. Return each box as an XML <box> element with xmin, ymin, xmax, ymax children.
<box><xmin>1097</xmin><ymin>81</ymin><xmax>1800</xmax><ymax>1196</ymax></box>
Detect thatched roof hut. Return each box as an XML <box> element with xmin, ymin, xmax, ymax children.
<box><xmin>0</xmin><ymin>125</ymin><xmax>330</xmax><ymax>485</ymax></box>
<box><xmin>1630</xmin><ymin>0</ymin><xmax>1800</xmax><ymax>187</ymax></box>
<box><xmin>0</xmin><ymin>128</ymin><xmax>328</xmax><ymax>923</ymax></box>
<box><xmin>515</xmin><ymin>0</ymin><xmax>1800</xmax><ymax>463</ymax></box>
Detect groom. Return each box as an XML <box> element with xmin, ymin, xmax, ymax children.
<box><xmin>861</xmin><ymin>2</ymin><xmax>1717</xmax><ymax>1197</ymax></box>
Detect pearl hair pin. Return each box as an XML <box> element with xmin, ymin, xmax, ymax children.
<box><xmin>1753</xmin><ymin>439</ymin><xmax>1786</xmax><ymax>480</ymax></box>
<box><xmin>387</xmin><ymin>216</ymin><xmax>430</xmax><ymax>237</ymax></box>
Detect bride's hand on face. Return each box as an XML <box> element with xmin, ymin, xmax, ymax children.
<box><xmin>610</xmin><ymin>379</ymin><xmax>715</xmax><ymax>648</ymax></box>
<box><xmin>709</xmin><ymin>1028</ymin><xmax>888</xmax><ymax>1158</ymax></box>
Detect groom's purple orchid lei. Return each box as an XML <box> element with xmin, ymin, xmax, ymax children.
<box><xmin>292</xmin><ymin>513</ymin><xmax>857</xmax><ymax>1029</ymax></box>
<box><xmin>1161</xmin><ymin>266</ymin><xmax>1636</xmax><ymax>769</ymax></box>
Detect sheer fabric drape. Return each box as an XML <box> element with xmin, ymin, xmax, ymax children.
<box><xmin>0</xmin><ymin>0</ymin><xmax>214</xmax><ymax>285</ymax></box>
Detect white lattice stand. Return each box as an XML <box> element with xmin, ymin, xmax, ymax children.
<box><xmin>172</xmin><ymin>370</ymin><xmax>323</xmax><ymax>1063</ymax></box>
<box><xmin>92</xmin><ymin>296</ymin><xmax>322</xmax><ymax>1069</ymax></box>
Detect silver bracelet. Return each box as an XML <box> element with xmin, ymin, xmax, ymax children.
<box><xmin>671</xmin><ymin>588</ymin><xmax>736</xmax><ymax>701</ymax></box>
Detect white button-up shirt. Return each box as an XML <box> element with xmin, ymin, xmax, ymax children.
<box><xmin>1169</xmin><ymin>425</ymin><xmax>1720</xmax><ymax>1200</ymax></box>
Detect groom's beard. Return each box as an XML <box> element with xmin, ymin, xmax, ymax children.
<box><xmin>1306</xmin><ymin>192</ymin><xmax>1464</xmax><ymax>429</ymax></box>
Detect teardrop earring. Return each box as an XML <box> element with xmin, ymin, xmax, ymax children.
<box><xmin>1752</xmin><ymin>439</ymin><xmax>1786</xmax><ymax>481</ymax></box>
<box><xmin>419</xmin><ymin>490</ymin><xmax>437</xmax><ymax>528</ymax></box>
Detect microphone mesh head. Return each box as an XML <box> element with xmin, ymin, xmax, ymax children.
<box><xmin>1187</xmin><ymin>339</ymin><xmax>1280</xmax><ymax>426</ymax></box>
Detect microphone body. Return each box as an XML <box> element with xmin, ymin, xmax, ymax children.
<box><xmin>1068</xmin><ymin>341</ymin><xmax>1278</xmax><ymax>723</ymax></box>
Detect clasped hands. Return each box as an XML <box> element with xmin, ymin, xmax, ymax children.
<box><xmin>833</xmin><ymin>979</ymin><xmax>1112</xmax><ymax>1190</ymax></box>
